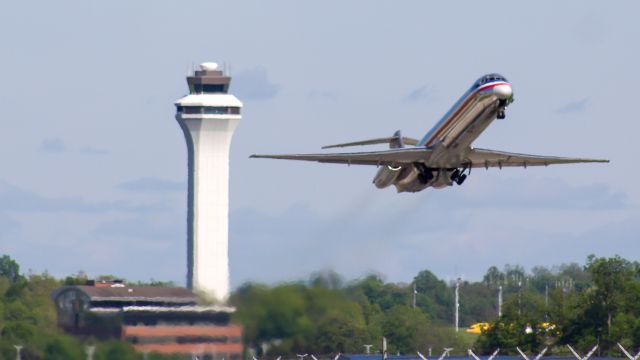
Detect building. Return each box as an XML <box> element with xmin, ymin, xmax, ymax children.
<box><xmin>52</xmin><ymin>281</ymin><xmax>242</xmax><ymax>359</ymax></box>
<box><xmin>175</xmin><ymin>62</ymin><xmax>243</xmax><ymax>301</ymax></box>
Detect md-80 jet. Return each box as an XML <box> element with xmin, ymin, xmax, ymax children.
<box><xmin>251</xmin><ymin>74</ymin><xmax>608</xmax><ymax>193</ymax></box>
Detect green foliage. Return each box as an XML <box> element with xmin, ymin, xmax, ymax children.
<box><xmin>95</xmin><ymin>340</ymin><xmax>138</xmax><ymax>360</ymax></box>
<box><xmin>42</xmin><ymin>336</ymin><xmax>84</xmax><ymax>360</ymax></box>
<box><xmin>0</xmin><ymin>255</ymin><xmax>20</xmax><ymax>283</ymax></box>
<box><xmin>382</xmin><ymin>305</ymin><xmax>429</xmax><ymax>353</ymax></box>
<box><xmin>476</xmin><ymin>255</ymin><xmax>640</xmax><ymax>355</ymax></box>
<box><xmin>3</xmin><ymin>253</ymin><xmax>640</xmax><ymax>357</ymax></box>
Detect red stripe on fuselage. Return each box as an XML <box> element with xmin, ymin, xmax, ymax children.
<box><xmin>425</xmin><ymin>82</ymin><xmax>510</xmax><ymax>146</ymax></box>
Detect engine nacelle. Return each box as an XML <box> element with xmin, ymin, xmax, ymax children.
<box><xmin>373</xmin><ymin>165</ymin><xmax>402</xmax><ymax>188</ymax></box>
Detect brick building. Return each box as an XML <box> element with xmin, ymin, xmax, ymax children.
<box><xmin>52</xmin><ymin>281</ymin><xmax>242</xmax><ymax>359</ymax></box>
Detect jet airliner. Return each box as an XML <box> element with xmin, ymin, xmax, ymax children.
<box><xmin>251</xmin><ymin>74</ymin><xmax>608</xmax><ymax>193</ymax></box>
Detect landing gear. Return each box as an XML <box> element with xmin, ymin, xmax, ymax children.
<box><xmin>497</xmin><ymin>99</ymin><xmax>507</xmax><ymax>119</ymax></box>
<box><xmin>415</xmin><ymin>163</ymin><xmax>434</xmax><ymax>184</ymax></box>
<box><xmin>456</xmin><ymin>174</ymin><xmax>467</xmax><ymax>185</ymax></box>
<box><xmin>450</xmin><ymin>167</ymin><xmax>469</xmax><ymax>185</ymax></box>
<box><xmin>450</xmin><ymin>169</ymin><xmax>461</xmax><ymax>181</ymax></box>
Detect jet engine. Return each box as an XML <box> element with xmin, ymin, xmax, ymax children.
<box><xmin>373</xmin><ymin>165</ymin><xmax>403</xmax><ymax>188</ymax></box>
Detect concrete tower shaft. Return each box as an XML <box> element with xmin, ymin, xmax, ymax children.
<box><xmin>175</xmin><ymin>62</ymin><xmax>242</xmax><ymax>301</ymax></box>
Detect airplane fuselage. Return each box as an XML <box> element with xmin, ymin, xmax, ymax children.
<box><xmin>374</xmin><ymin>74</ymin><xmax>513</xmax><ymax>192</ymax></box>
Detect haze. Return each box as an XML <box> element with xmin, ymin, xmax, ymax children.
<box><xmin>0</xmin><ymin>1</ymin><xmax>636</xmax><ymax>286</ymax></box>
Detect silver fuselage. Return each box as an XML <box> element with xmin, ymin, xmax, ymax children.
<box><xmin>374</xmin><ymin>74</ymin><xmax>513</xmax><ymax>192</ymax></box>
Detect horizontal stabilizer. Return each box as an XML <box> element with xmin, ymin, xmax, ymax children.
<box><xmin>322</xmin><ymin>135</ymin><xmax>419</xmax><ymax>149</ymax></box>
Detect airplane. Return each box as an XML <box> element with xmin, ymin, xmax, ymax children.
<box><xmin>251</xmin><ymin>74</ymin><xmax>608</xmax><ymax>193</ymax></box>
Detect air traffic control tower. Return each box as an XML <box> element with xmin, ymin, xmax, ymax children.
<box><xmin>175</xmin><ymin>62</ymin><xmax>242</xmax><ymax>301</ymax></box>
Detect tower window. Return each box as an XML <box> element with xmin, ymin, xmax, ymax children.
<box><xmin>177</xmin><ymin>106</ymin><xmax>240</xmax><ymax>115</ymax></box>
<box><xmin>193</xmin><ymin>84</ymin><xmax>226</xmax><ymax>93</ymax></box>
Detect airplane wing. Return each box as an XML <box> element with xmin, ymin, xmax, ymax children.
<box><xmin>250</xmin><ymin>147</ymin><xmax>432</xmax><ymax>166</ymax></box>
<box><xmin>251</xmin><ymin>147</ymin><xmax>608</xmax><ymax>168</ymax></box>
<box><xmin>468</xmin><ymin>148</ymin><xmax>609</xmax><ymax>169</ymax></box>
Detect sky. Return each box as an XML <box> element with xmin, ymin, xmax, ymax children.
<box><xmin>0</xmin><ymin>1</ymin><xmax>638</xmax><ymax>287</ymax></box>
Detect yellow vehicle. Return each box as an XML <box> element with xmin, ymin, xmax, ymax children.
<box><xmin>466</xmin><ymin>322</ymin><xmax>491</xmax><ymax>334</ymax></box>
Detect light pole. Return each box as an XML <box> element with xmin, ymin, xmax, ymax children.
<box><xmin>498</xmin><ymin>285</ymin><xmax>502</xmax><ymax>318</ymax></box>
<box><xmin>455</xmin><ymin>278</ymin><xmax>460</xmax><ymax>333</ymax></box>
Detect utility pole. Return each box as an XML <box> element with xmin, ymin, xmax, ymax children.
<box><xmin>498</xmin><ymin>285</ymin><xmax>503</xmax><ymax>318</ymax></box>
<box><xmin>455</xmin><ymin>278</ymin><xmax>460</xmax><ymax>332</ymax></box>
<box><xmin>413</xmin><ymin>283</ymin><xmax>417</xmax><ymax>309</ymax></box>
<box><xmin>545</xmin><ymin>283</ymin><xmax>549</xmax><ymax>307</ymax></box>
<box><xmin>518</xmin><ymin>280</ymin><xmax>522</xmax><ymax>316</ymax></box>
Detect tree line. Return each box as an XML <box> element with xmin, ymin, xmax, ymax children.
<box><xmin>1</xmin><ymin>254</ymin><xmax>640</xmax><ymax>358</ymax></box>
<box><xmin>231</xmin><ymin>255</ymin><xmax>640</xmax><ymax>356</ymax></box>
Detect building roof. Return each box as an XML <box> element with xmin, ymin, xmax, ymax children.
<box><xmin>53</xmin><ymin>285</ymin><xmax>198</xmax><ymax>304</ymax></box>
<box><xmin>90</xmin><ymin>305</ymin><xmax>236</xmax><ymax>314</ymax></box>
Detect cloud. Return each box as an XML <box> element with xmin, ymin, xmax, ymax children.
<box><xmin>229</xmin><ymin>176</ymin><xmax>627</xmax><ymax>285</ymax></box>
<box><xmin>0</xmin><ymin>180</ymin><xmax>164</xmax><ymax>213</ymax></box>
<box><xmin>117</xmin><ymin>177</ymin><xmax>185</xmax><ymax>193</ymax></box>
<box><xmin>447</xmin><ymin>176</ymin><xmax>626</xmax><ymax>210</ymax></box>
<box><xmin>556</xmin><ymin>98</ymin><xmax>589</xmax><ymax>114</ymax></box>
<box><xmin>79</xmin><ymin>146</ymin><xmax>109</xmax><ymax>155</ymax></box>
<box><xmin>39</xmin><ymin>139</ymin><xmax>109</xmax><ymax>155</ymax></box>
<box><xmin>307</xmin><ymin>89</ymin><xmax>340</xmax><ymax>102</ymax></box>
<box><xmin>231</xmin><ymin>66</ymin><xmax>280</xmax><ymax>101</ymax></box>
<box><xmin>403</xmin><ymin>85</ymin><xmax>430</xmax><ymax>102</ymax></box>
<box><xmin>0</xmin><ymin>213</ymin><xmax>20</xmax><ymax>238</ymax></box>
<box><xmin>40</xmin><ymin>138</ymin><xmax>67</xmax><ymax>153</ymax></box>
<box><xmin>92</xmin><ymin>214</ymin><xmax>182</xmax><ymax>242</ymax></box>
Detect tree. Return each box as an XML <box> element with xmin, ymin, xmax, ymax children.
<box><xmin>0</xmin><ymin>254</ymin><xmax>20</xmax><ymax>283</ymax></box>
<box><xmin>315</xmin><ymin>312</ymin><xmax>367</xmax><ymax>353</ymax></box>
<box><xmin>43</xmin><ymin>337</ymin><xmax>83</xmax><ymax>360</ymax></box>
<box><xmin>382</xmin><ymin>305</ymin><xmax>430</xmax><ymax>353</ymax></box>
<box><xmin>95</xmin><ymin>340</ymin><xmax>138</xmax><ymax>360</ymax></box>
<box><xmin>586</xmin><ymin>255</ymin><xmax>634</xmax><ymax>335</ymax></box>
<box><xmin>483</xmin><ymin>266</ymin><xmax>505</xmax><ymax>288</ymax></box>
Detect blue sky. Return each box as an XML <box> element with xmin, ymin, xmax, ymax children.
<box><xmin>0</xmin><ymin>1</ymin><xmax>637</xmax><ymax>286</ymax></box>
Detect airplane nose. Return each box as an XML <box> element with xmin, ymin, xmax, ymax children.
<box><xmin>493</xmin><ymin>84</ymin><xmax>512</xmax><ymax>100</ymax></box>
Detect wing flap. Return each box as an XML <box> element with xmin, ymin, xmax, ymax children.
<box><xmin>468</xmin><ymin>148</ymin><xmax>609</xmax><ymax>168</ymax></box>
<box><xmin>250</xmin><ymin>147</ymin><xmax>432</xmax><ymax>166</ymax></box>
